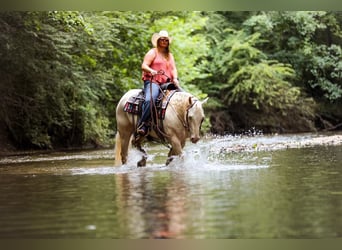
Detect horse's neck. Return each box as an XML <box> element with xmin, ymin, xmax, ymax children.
<box><xmin>173</xmin><ymin>92</ymin><xmax>192</xmax><ymax>116</ymax></box>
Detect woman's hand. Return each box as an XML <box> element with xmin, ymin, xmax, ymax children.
<box><xmin>150</xmin><ymin>69</ymin><xmax>158</xmax><ymax>75</ymax></box>
<box><xmin>173</xmin><ymin>78</ymin><xmax>180</xmax><ymax>88</ymax></box>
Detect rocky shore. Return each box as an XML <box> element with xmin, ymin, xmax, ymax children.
<box><xmin>207</xmin><ymin>133</ymin><xmax>342</xmax><ymax>154</ymax></box>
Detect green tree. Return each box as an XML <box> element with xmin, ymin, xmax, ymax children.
<box><xmin>199</xmin><ymin>12</ymin><xmax>316</xmax><ymax>133</ymax></box>
<box><xmin>1</xmin><ymin>11</ymin><xmax>341</xmax><ymax>151</ymax></box>
<box><xmin>243</xmin><ymin>11</ymin><xmax>342</xmax><ymax>129</ymax></box>
<box><xmin>0</xmin><ymin>11</ymin><xmax>83</xmax><ymax>148</ymax></box>
<box><xmin>0</xmin><ymin>11</ymin><xmax>210</xmax><ymax>149</ymax></box>
<box><xmin>0</xmin><ymin>11</ymin><xmax>150</xmax><ymax>148</ymax></box>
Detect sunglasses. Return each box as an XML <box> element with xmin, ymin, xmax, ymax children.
<box><xmin>159</xmin><ymin>38</ymin><xmax>169</xmax><ymax>42</ymax></box>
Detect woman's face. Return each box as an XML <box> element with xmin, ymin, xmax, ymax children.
<box><xmin>158</xmin><ymin>37</ymin><xmax>169</xmax><ymax>48</ymax></box>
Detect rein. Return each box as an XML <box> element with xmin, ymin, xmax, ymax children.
<box><xmin>185</xmin><ymin>98</ymin><xmax>198</xmax><ymax>131</ymax></box>
<box><xmin>147</xmin><ymin>71</ymin><xmax>174</xmax><ymax>147</ymax></box>
<box><xmin>152</xmin><ymin>70</ymin><xmax>194</xmax><ymax>131</ymax></box>
<box><xmin>145</xmin><ymin>71</ymin><xmax>197</xmax><ymax>147</ymax></box>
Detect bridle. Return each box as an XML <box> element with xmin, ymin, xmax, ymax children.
<box><xmin>148</xmin><ymin>71</ymin><xmax>201</xmax><ymax>138</ymax></box>
<box><xmin>184</xmin><ymin>97</ymin><xmax>199</xmax><ymax>132</ymax></box>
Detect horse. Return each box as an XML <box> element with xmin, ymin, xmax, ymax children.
<box><xmin>114</xmin><ymin>87</ymin><xmax>208</xmax><ymax>167</ymax></box>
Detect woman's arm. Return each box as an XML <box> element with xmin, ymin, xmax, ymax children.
<box><xmin>141</xmin><ymin>49</ymin><xmax>158</xmax><ymax>75</ymax></box>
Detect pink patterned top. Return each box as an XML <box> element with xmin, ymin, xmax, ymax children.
<box><xmin>142</xmin><ymin>48</ymin><xmax>177</xmax><ymax>84</ymax></box>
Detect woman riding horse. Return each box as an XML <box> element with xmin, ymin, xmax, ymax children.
<box><xmin>115</xmin><ymin>89</ymin><xmax>207</xmax><ymax>167</ymax></box>
<box><xmin>114</xmin><ymin>30</ymin><xmax>207</xmax><ymax>167</ymax></box>
<box><xmin>137</xmin><ymin>30</ymin><xmax>180</xmax><ymax>138</ymax></box>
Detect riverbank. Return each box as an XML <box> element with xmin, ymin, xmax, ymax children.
<box><xmin>0</xmin><ymin>141</ymin><xmax>111</xmax><ymax>158</ymax></box>
<box><xmin>211</xmin><ymin>133</ymin><xmax>342</xmax><ymax>153</ymax></box>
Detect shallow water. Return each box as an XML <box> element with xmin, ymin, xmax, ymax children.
<box><xmin>0</xmin><ymin>133</ymin><xmax>341</xmax><ymax>238</ymax></box>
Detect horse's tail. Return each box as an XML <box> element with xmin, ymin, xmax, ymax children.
<box><xmin>114</xmin><ymin>132</ymin><xmax>122</xmax><ymax>166</ymax></box>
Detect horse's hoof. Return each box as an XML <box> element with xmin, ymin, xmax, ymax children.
<box><xmin>166</xmin><ymin>158</ymin><xmax>173</xmax><ymax>166</ymax></box>
<box><xmin>137</xmin><ymin>158</ymin><xmax>147</xmax><ymax>167</ymax></box>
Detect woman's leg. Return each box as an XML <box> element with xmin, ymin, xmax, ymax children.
<box><xmin>137</xmin><ymin>81</ymin><xmax>160</xmax><ymax>135</ymax></box>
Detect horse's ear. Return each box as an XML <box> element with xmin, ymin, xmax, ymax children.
<box><xmin>201</xmin><ymin>97</ymin><xmax>209</xmax><ymax>105</ymax></box>
<box><xmin>188</xmin><ymin>96</ymin><xmax>193</xmax><ymax>105</ymax></box>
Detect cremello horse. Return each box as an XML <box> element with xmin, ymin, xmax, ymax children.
<box><xmin>114</xmin><ymin>89</ymin><xmax>207</xmax><ymax>167</ymax></box>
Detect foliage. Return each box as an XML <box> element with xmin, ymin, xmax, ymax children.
<box><xmin>200</xmin><ymin>13</ymin><xmax>317</xmax><ymax>133</ymax></box>
<box><xmin>151</xmin><ymin>12</ymin><xmax>209</xmax><ymax>99</ymax></box>
<box><xmin>0</xmin><ymin>12</ymin><xmax>81</xmax><ymax>148</ymax></box>
<box><xmin>215</xmin><ymin>31</ymin><xmax>301</xmax><ymax>111</ymax></box>
<box><xmin>0</xmin><ymin>11</ymin><xmax>341</xmax><ymax>150</ymax></box>
<box><xmin>0</xmin><ymin>11</ymin><xmax>150</xmax><ymax>148</ymax></box>
<box><xmin>243</xmin><ymin>11</ymin><xmax>342</xmax><ymax>103</ymax></box>
<box><xmin>308</xmin><ymin>44</ymin><xmax>342</xmax><ymax>101</ymax></box>
<box><xmin>0</xmin><ymin>11</ymin><xmax>210</xmax><ymax>149</ymax></box>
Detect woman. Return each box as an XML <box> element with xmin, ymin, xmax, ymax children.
<box><xmin>136</xmin><ymin>30</ymin><xmax>180</xmax><ymax>136</ymax></box>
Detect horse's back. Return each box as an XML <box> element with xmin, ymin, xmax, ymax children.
<box><xmin>116</xmin><ymin>89</ymin><xmax>141</xmax><ymax>109</ymax></box>
<box><xmin>116</xmin><ymin>89</ymin><xmax>193</xmax><ymax>138</ymax></box>
<box><xmin>116</xmin><ymin>89</ymin><xmax>142</xmax><ymax>115</ymax></box>
<box><xmin>116</xmin><ymin>89</ymin><xmax>142</xmax><ymax>135</ymax></box>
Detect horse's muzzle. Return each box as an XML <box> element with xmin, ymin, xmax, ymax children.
<box><xmin>191</xmin><ymin>137</ymin><xmax>200</xmax><ymax>143</ymax></box>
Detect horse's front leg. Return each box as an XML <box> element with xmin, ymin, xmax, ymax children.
<box><xmin>166</xmin><ymin>137</ymin><xmax>184</xmax><ymax>165</ymax></box>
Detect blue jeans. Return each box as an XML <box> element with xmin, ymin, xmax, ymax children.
<box><xmin>138</xmin><ymin>81</ymin><xmax>160</xmax><ymax>126</ymax></box>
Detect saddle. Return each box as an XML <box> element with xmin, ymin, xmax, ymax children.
<box><xmin>123</xmin><ymin>83</ymin><xmax>178</xmax><ymax>120</ymax></box>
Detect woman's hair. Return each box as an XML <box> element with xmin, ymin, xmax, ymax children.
<box><xmin>157</xmin><ymin>39</ymin><xmax>170</xmax><ymax>58</ymax></box>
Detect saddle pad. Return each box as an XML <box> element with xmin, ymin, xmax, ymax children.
<box><xmin>123</xmin><ymin>89</ymin><xmax>178</xmax><ymax>120</ymax></box>
<box><xmin>123</xmin><ymin>91</ymin><xmax>145</xmax><ymax>115</ymax></box>
<box><xmin>156</xmin><ymin>90</ymin><xmax>178</xmax><ymax>120</ymax></box>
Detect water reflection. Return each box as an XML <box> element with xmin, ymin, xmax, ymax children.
<box><xmin>0</xmin><ymin>133</ymin><xmax>341</xmax><ymax>238</ymax></box>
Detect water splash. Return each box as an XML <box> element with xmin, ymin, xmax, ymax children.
<box><xmin>164</xmin><ymin>139</ymin><xmax>270</xmax><ymax>172</ymax></box>
<box><xmin>2</xmin><ymin>133</ymin><xmax>341</xmax><ymax>176</ymax></box>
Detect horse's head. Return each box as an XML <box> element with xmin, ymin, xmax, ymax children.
<box><xmin>187</xmin><ymin>96</ymin><xmax>208</xmax><ymax>143</ymax></box>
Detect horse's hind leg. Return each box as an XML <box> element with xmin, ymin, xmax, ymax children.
<box><xmin>119</xmin><ymin>131</ymin><xmax>132</xmax><ymax>165</ymax></box>
<box><xmin>119</xmin><ymin>126</ymin><xmax>147</xmax><ymax>167</ymax></box>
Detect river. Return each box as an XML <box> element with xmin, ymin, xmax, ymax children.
<box><xmin>0</xmin><ymin>132</ymin><xmax>341</xmax><ymax>238</ymax></box>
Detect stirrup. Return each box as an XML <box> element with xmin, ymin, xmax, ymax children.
<box><xmin>137</xmin><ymin>127</ymin><xmax>147</xmax><ymax>136</ymax></box>
<box><xmin>136</xmin><ymin>122</ymin><xmax>149</xmax><ymax>136</ymax></box>
<box><xmin>133</xmin><ymin>133</ymin><xmax>143</xmax><ymax>146</ymax></box>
